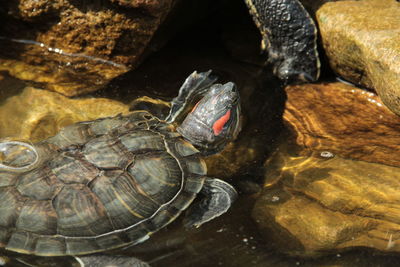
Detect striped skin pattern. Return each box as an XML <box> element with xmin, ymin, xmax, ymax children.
<box><xmin>0</xmin><ymin>111</ymin><xmax>207</xmax><ymax>256</ymax></box>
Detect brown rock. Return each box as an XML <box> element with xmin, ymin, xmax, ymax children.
<box><xmin>316</xmin><ymin>0</ymin><xmax>400</xmax><ymax>115</ymax></box>
<box><xmin>284</xmin><ymin>82</ymin><xmax>400</xmax><ymax>167</ymax></box>
<box><xmin>109</xmin><ymin>0</ymin><xmax>171</xmax><ymax>15</ymax></box>
<box><xmin>253</xmin><ymin>147</ymin><xmax>400</xmax><ymax>257</ymax></box>
<box><xmin>0</xmin><ymin>87</ymin><xmax>129</xmax><ymax>142</ymax></box>
<box><xmin>253</xmin><ymin>81</ymin><xmax>400</xmax><ymax>256</ymax></box>
<box><xmin>0</xmin><ymin>0</ymin><xmax>177</xmax><ymax>96</ymax></box>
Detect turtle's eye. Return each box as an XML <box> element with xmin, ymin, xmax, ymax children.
<box><xmin>212</xmin><ymin>109</ymin><xmax>231</xmax><ymax>136</ymax></box>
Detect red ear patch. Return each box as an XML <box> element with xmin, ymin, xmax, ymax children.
<box><xmin>212</xmin><ymin>110</ymin><xmax>231</xmax><ymax>136</ymax></box>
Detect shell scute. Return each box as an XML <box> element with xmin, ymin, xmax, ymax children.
<box><xmin>88</xmin><ymin>115</ymin><xmax>131</xmax><ymax>136</ymax></box>
<box><xmin>15</xmin><ymin>199</ymin><xmax>57</xmax><ymax>235</ymax></box>
<box><xmin>0</xmin><ymin>187</ymin><xmax>25</xmax><ymax>228</ymax></box>
<box><xmin>182</xmin><ymin>175</ymin><xmax>205</xmax><ymax>194</ymax></box>
<box><xmin>45</xmin><ymin>123</ymin><xmax>91</xmax><ymax>149</ymax></box>
<box><xmin>94</xmin><ymin>231</ymin><xmax>130</xmax><ymax>251</ymax></box>
<box><xmin>16</xmin><ymin>168</ymin><xmax>62</xmax><ymax>200</ymax></box>
<box><xmin>34</xmin><ymin>235</ymin><xmax>66</xmax><ymax>256</ymax></box>
<box><xmin>6</xmin><ymin>230</ymin><xmax>36</xmax><ymax>254</ymax></box>
<box><xmin>127</xmin><ymin>152</ymin><xmax>182</xmax><ymax>202</ymax></box>
<box><xmin>53</xmin><ymin>184</ymin><xmax>113</xmax><ymax>237</ymax></box>
<box><xmin>65</xmin><ymin>237</ymin><xmax>101</xmax><ymax>256</ymax></box>
<box><xmin>48</xmin><ymin>152</ymin><xmax>99</xmax><ymax>184</ymax></box>
<box><xmin>83</xmin><ymin>136</ymin><xmax>132</xmax><ymax>169</ymax></box>
<box><xmin>89</xmin><ymin>170</ymin><xmax>160</xmax><ymax>229</ymax></box>
<box><xmin>182</xmin><ymin>156</ymin><xmax>207</xmax><ymax>176</ymax></box>
<box><xmin>0</xmin><ymin>171</ymin><xmax>18</xmax><ymax>187</ymax></box>
<box><xmin>124</xmin><ymin>222</ymin><xmax>152</xmax><ymax>242</ymax></box>
<box><xmin>119</xmin><ymin>130</ymin><xmax>165</xmax><ymax>153</ymax></box>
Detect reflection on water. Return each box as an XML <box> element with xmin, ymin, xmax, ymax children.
<box><xmin>0</xmin><ymin>86</ymin><xmax>129</xmax><ymax>143</ymax></box>
<box><xmin>0</xmin><ymin>141</ymin><xmax>38</xmax><ymax>171</ymax></box>
<box><xmin>257</xmin><ymin>137</ymin><xmax>400</xmax><ymax>256</ymax></box>
<box><xmin>0</xmin><ymin>36</ymin><xmax>126</xmax><ymax>69</ymax></box>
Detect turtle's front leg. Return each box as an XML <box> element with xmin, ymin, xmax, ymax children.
<box><xmin>184</xmin><ymin>178</ymin><xmax>238</xmax><ymax>228</ymax></box>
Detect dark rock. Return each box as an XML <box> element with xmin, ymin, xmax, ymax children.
<box><xmin>0</xmin><ymin>0</ymin><xmax>178</xmax><ymax>96</ymax></box>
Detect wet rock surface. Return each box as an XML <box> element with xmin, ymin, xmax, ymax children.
<box><xmin>0</xmin><ymin>0</ymin><xmax>178</xmax><ymax>96</ymax></box>
<box><xmin>0</xmin><ymin>87</ymin><xmax>129</xmax><ymax>142</ymax></box>
<box><xmin>316</xmin><ymin>0</ymin><xmax>400</xmax><ymax>115</ymax></box>
<box><xmin>253</xmin><ymin>81</ymin><xmax>400</xmax><ymax>257</ymax></box>
<box><xmin>254</xmin><ymin>148</ymin><xmax>400</xmax><ymax>257</ymax></box>
<box><xmin>284</xmin><ymin>82</ymin><xmax>400</xmax><ymax>167</ymax></box>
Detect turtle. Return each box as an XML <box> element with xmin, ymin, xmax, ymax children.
<box><xmin>244</xmin><ymin>0</ymin><xmax>320</xmax><ymax>83</ymax></box>
<box><xmin>0</xmin><ymin>71</ymin><xmax>241</xmax><ymax>266</ymax></box>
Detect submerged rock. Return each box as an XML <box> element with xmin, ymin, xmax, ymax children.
<box><xmin>253</xmin><ymin>81</ymin><xmax>400</xmax><ymax>257</ymax></box>
<box><xmin>253</xmin><ymin>148</ymin><xmax>400</xmax><ymax>257</ymax></box>
<box><xmin>0</xmin><ymin>0</ymin><xmax>178</xmax><ymax>96</ymax></box>
<box><xmin>316</xmin><ymin>0</ymin><xmax>400</xmax><ymax>115</ymax></box>
<box><xmin>0</xmin><ymin>87</ymin><xmax>129</xmax><ymax>142</ymax></box>
<box><xmin>284</xmin><ymin>82</ymin><xmax>400</xmax><ymax>167</ymax></box>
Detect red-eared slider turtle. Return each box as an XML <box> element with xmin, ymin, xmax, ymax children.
<box><xmin>244</xmin><ymin>0</ymin><xmax>320</xmax><ymax>83</ymax></box>
<box><xmin>0</xmin><ymin>71</ymin><xmax>240</xmax><ymax>266</ymax></box>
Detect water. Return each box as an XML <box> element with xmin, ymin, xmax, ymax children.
<box><xmin>1</xmin><ymin>1</ymin><xmax>400</xmax><ymax>266</ymax></box>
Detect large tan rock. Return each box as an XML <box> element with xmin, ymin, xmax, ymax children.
<box><xmin>0</xmin><ymin>87</ymin><xmax>129</xmax><ymax>142</ymax></box>
<box><xmin>254</xmin><ymin>149</ymin><xmax>400</xmax><ymax>256</ymax></box>
<box><xmin>316</xmin><ymin>0</ymin><xmax>400</xmax><ymax>115</ymax></box>
<box><xmin>252</xmin><ymin>81</ymin><xmax>400</xmax><ymax>256</ymax></box>
<box><xmin>284</xmin><ymin>82</ymin><xmax>400</xmax><ymax>167</ymax></box>
<box><xmin>0</xmin><ymin>0</ymin><xmax>178</xmax><ymax>96</ymax></box>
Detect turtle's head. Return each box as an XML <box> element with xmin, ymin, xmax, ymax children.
<box><xmin>177</xmin><ymin>82</ymin><xmax>241</xmax><ymax>155</ymax></box>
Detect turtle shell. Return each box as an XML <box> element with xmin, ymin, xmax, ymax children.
<box><xmin>0</xmin><ymin>111</ymin><xmax>207</xmax><ymax>256</ymax></box>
